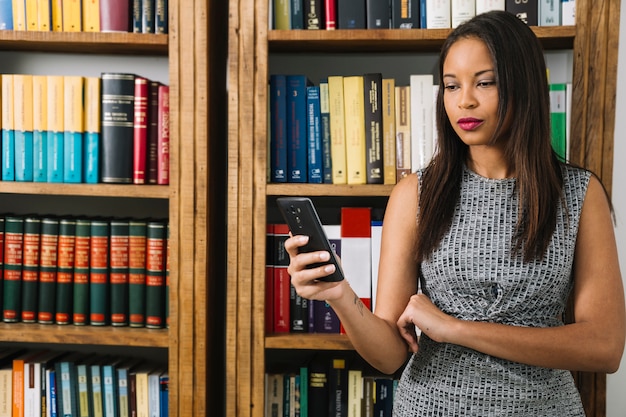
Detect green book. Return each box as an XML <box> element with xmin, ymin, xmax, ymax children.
<box><xmin>129</xmin><ymin>220</ymin><xmax>147</xmax><ymax>327</ymax></box>
<box><xmin>55</xmin><ymin>218</ymin><xmax>75</xmax><ymax>324</ymax></box>
<box><xmin>73</xmin><ymin>219</ymin><xmax>91</xmax><ymax>325</ymax></box>
<box><xmin>145</xmin><ymin>220</ymin><xmax>166</xmax><ymax>329</ymax></box>
<box><xmin>110</xmin><ymin>219</ymin><xmax>130</xmax><ymax>326</ymax></box>
<box><xmin>89</xmin><ymin>219</ymin><xmax>110</xmax><ymax>326</ymax></box>
<box><xmin>21</xmin><ymin>216</ymin><xmax>41</xmax><ymax>323</ymax></box>
<box><xmin>549</xmin><ymin>83</ymin><xmax>567</xmax><ymax>162</ymax></box>
<box><xmin>3</xmin><ymin>215</ymin><xmax>24</xmax><ymax>322</ymax></box>
<box><xmin>37</xmin><ymin>217</ymin><xmax>60</xmax><ymax>324</ymax></box>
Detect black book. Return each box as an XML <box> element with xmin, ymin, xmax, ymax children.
<box><xmin>505</xmin><ymin>0</ymin><xmax>538</xmax><ymax>26</ymax></box>
<box><xmin>337</xmin><ymin>0</ymin><xmax>366</xmax><ymax>29</ymax></box>
<box><xmin>304</xmin><ymin>0</ymin><xmax>324</xmax><ymax>29</ymax></box>
<box><xmin>363</xmin><ymin>73</ymin><xmax>384</xmax><ymax>184</ymax></box>
<box><xmin>366</xmin><ymin>0</ymin><xmax>391</xmax><ymax>28</ymax></box>
<box><xmin>391</xmin><ymin>0</ymin><xmax>419</xmax><ymax>28</ymax></box>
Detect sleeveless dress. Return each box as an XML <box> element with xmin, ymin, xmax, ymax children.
<box><xmin>392</xmin><ymin>164</ymin><xmax>590</xmax><ymax>416</ymax></box>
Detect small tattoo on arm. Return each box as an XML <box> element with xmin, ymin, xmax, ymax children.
<box><xmin>353</xmin><ymin>294</ymin><xmax>365</xmax><ymax>316</ymax></box>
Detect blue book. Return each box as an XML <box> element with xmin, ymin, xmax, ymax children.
<box><xmin>0</xmin><ymin>0</ymin><xmax>12</xmax><ymax>29</ymax></box>
<box><xmin>63</xmin><ymin>76</ymin><xmax>84</xmax><ymax>183</ymax></box>
<box><xmin>290</xmin><ymin>0</ymin><xmax>303</xmax><ymax>28</ymax></box>
<box><xmin>102</xmin><ymin>362</ymin><xmax>119</xmax><ymax>417</ymax></box>
<box><xmin>47</xmin><ymin>75</ymin><xmax>65</xmax><ymax>183</ymax></box>
<box><xmin>48</xmin><ymin>368</ymin><xmax>58</xmax><ymax>417</ymax></box>
<box><xmin>269</xmin><ymin>74</ymin><xmax>288</xmax><ymax>183</ymax></box>
<box><xmin>33</xmin><ymin>130</ymin><xmax>47</xmax><ymax>181</ymax></box>
<box><xmin>55</xmin><ymin>357</ymin><xmax>80</xmax><ymax>417</ymax></box>
<box><xmin>84</xmin><ymin>77</ymin><xmax>101</xmax><ymax>184</ymax></box>
<box><xmin>159</xmin><ymin>373</ymin><xmax>169</xmax><ymax>417</ymax></box>
<box><xmin>47</xmin><ymin>131</ymin><xmax>64</xmax><ymax>182</ymax></box>
<box><xmin>76</xmin><ymin>361</ymin><xmax>93</xmax><ymax>417</ymax></box>
<box><xmin>90</xmin><ymin>362</ymin><xmax>104</xmax><ymax>417</ymax></box>
<box><xmin>155</xmin><ymin>0</ymin><xmax>168</xmax><ymax>33</ymax></box>
<box><xmin>2</xmin><ymin>74</ymin><xmax>15</xmax><ymax>181</ymax></box>
<box><xmin>319</xmin><ymin>79</ymin><xmax>333</xmax><ymax>183</ymax></box>
<box><xmin>306</xmin><ymin>85</ymin><xmax>322</xmax><ymax>184</ymax></box>
<box><xmin>14</xmin><ymin>74</ymin><xmax>34</xmax><ymax>181</ymax></box>
<box><xmin>286</xmin><ymin>74</ymin><xmax>312</xmax><ymax>183</ymax></box>
<box><xmin>33</xmin><ymin>75</ymin><xmax>47</xmax><ymax>182</ymax></box>
<box><xmin>419</xmin><ymin>0</ymin><xmax>427</xmax><ymax>28</ymax></box>
<box><xmin>14</xmin><ymin>130</ymin><xmax>33</xmax><ymax>181</ymax></box>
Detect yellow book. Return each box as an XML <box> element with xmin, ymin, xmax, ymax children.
<box><xmin>382</xmin><ymin>78</ymin><xmax>396</xmax><ymax>185</ymax></box>
<box><xmin>25</xmin><ymin>0</ymin><xmax>38</xmax><ymax>30</ymax></box>
<box><xmin>83</xmin><ymin>76</ymin><xmax>101</xmax><ymax>183</ymax></box>
<box><xmin>46</xmin><ymin>75</ymin><xmax>64</xmax><ymax>182</ymax></box>
<box><xmin>51</xmin><ymin>0</ymin><xmax>62</xmax><ymax>31</ymax></box>
<box><xmin>13</xmin><ymin>74</ymin><xmax>34</xmax><ymax>133</ymax></box>
<box><xmin>32</xmin><ymin>75</ymin><xmax>47</xmax><ymax>182</ymax></box>
<box><xmin>12</xmin><ymin>0</ymin><xmax>27</xmax><ymax>30</ymax></box>
<box><xmin>1</xmin><ymin>75</ymin><xmax>13</xmax><ymax>132</ymax></box>
<box><xmin>62</xmin><ymin>0</ymin><xmax>81</xmax><ymax>31</ymax></box>
<box><xmin>395</xmin><ymin>85</ymin><xmax>411</xmax><ymax>181</ymax></box>
<box><xmin>82</xmin><ymin>0</ymin><xmax>100</xmax><ymax>32</ymax></box>
<box><xmin>63</xmin><ymin>75</ymin><xmax>84</xmax><ymax>182</ymax></box>
<box><xmin>37</xmin><ymin>0</ymin><xmax>51</xmax><ymax>30</ymax></box>
<box><xmin>327</xmin><ymin>75</ymin><xmax>347</xmax><ymax>184</ymax></box>
<box><xmin>342</xmin><ymin>75</ymin><xmax>366</xmax><ymax>185</ymax></box>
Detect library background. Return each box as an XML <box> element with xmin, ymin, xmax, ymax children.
<box><xmin>0</xmin><ymin>0</ymin><xmax>622</xmax><ymax>416</ymax></box>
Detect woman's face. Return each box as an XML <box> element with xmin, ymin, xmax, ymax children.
<box><xmin>442</xmin><ymin>37</ymin><xmax>501</xmax><ymax>148</ymax></box>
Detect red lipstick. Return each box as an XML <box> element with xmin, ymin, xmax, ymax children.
<box><xmin>458</xmin><ymin>117</ymin><xmax>483</xmax><ymax>131</ymax></box>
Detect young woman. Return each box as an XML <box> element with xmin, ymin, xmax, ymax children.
<box><xmin>284</xmin><ymin>10</ymin><xmax>625</xmax><ymax>415</ymax></box>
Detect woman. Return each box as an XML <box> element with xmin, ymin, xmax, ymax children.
<box><xmin>284</xmin><ymin>10</ymin><xmax>625</xmax><ymax>415</ymax></box>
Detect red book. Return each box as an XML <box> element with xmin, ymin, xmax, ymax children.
<box><xmin>340</xmin><ymin>207</ymin><xmax>372</xmax><ymax>309</ymax></box>
<box><xmin>147</xmin><ymin>81</ymin><xmax>161</xmax><ymax>184</ymax></box>
<box><xmin>325</xmin><ymin>0</ymin><xmax>337</xmax><ymax>29</ymax></box>
<box><xmin>265</xmin><ymin>224</ymin><xmax>274</xmax><ymax>334</ymax></box>
<box><xmin>100</xmin><ymin>0</ymin><xmax>130</xmax><ymax>32</ymax></box>
<box><xmin>157</xmin><ymin>85</ymin><xmax>170</xmax><ymax>185</ymax></box>
<box><xmin>273</xmin><ymin>224</ymin><xmax>290</xmax><ymax>333</ymax></box>
<box><xmin>133</xmin><ymin>77</ymin><xmax>149</xmax><ymax>184</ymax></box>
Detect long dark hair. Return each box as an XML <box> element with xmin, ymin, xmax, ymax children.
<box><xmin>416</xmin><ymin>10</ymin><xmax>563</xmax><ymax>263</ymax></box>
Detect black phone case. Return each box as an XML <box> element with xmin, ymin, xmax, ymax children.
<box><xmin>276</xmin><ymin>197</ymin><xmax>345</xmax><ymax>282</ymax></box>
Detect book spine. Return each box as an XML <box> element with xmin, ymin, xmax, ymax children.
<box><xmin>165</xmin><ymin>223</ymin><xmax>170</xmax><ymax>328</ymax></box>
<box><xmin>14</xmin><ymin>74</ymin><xmax>34</xmax><ymax>182</ymax></box>
<box><xmin>504</xmin><ymin>0</ymin><xmax>538</xmax><ymax>25</ymax></box>
<box><xmin>145</xmin><ymin>221</ymin><xmax>166</xmax><ymax>328</ymax></box>
<box><xmin>304</xmin><ymin>0</ymin><xmax>322</xmax><ymax>28</ymax></box>
<box><xmin>84</xmin><ymin>76</ymin><xmax>101</xmax><ymax>184</ymax></box>
<box><xmin>561</xmin><ymin>0</ymin><xmax>575</xmax><ymax>25</ymax></box>
<box><xmin>110</xmin><ymin>219</ymin><xmax>130</xmax><ymax>326</ymax></box>
<box><xmin>328</xmin><ymin>357</ymin><xmax>348</xmax><ymax>417</ymax></box>
<box><xmin>306</xmin><ymin>85</ymin><xmax>323</xmax><ymax>184</ymax></box>
<box><xmin>141</xmin><ymin>0</ymin><xmax>155</xmax><ymax>32</ymax></box>
<box><xmin>539</xmin><ymin>0</ymin><xmax>560</xmax><ymax>26</ymax></box>
<box><xmin>51</xmin><ymin>0</ymin><xmax>62</xmax><ymax>30</ymax></box>
<box><xmin>90</xmin><ymin>364</ymin><xmax>104</xmax><ymax>417</ymax></box>
<box><xmin>72</xmin><ymin>219</ymin><xmax>91</xmax><ymax>325</ymax></box>
<box><xmin>273</xmin><ymin>0</ymin><xmax>290</xmax><ymax>30</ymax></box>
<box><xmin>157</xmin><ymin>84</ymin><xmax>170</xmax><ymax>185</ymax></box>
<box><xmin>451</xmin><ymin>0</ymin><xmax>475</xmax><ymax>28</ymax></box>
<box><xmin>89</xmin><ymin>219</ymin><xmax>110</xmax><ymax>326</ymax></box>
<box><xmin>290</xmin><ymin>0</ymin><xmax>303</xmax><ymax>28</ymax></box>
<box><xmin>82</xmin><ymin>0</ymin><xmax>100</xmax><ymax>31</ymax></box>
<box><xmin>76</xmin><ymin>363</ymin><xmax>91</xmax><ymax>417</ymax></box>
<box><xmin>395</xmin><ymin>85</ymin><xmax>411</xmax><ymax>181</ymax></box>
<box><xmin>62</xmin><ymin>0</ymin><xmax>82</xmax><ymax>31</ymax></box>
<box><xmin>363</xmin><ymin>73</ymin><xmax>384</xmax><ymax>184</ymax></box>
<box><xmin>132</xmin><ymin>0</ymin><xmax>141</xmax><ymax>32</ymax></box>
<box><xmin>549</xmin><ymin>83</ymin><xmax>567</xmax><ymax>161</ymax></box>
<box><xmin>102</xmin><ymin>364</ymin><xmax>118</xmax><ymax>417</ymax></box>
<box><xmin>21</xmin><ymin>216</ymin><xmax>41</xmax><ymax>323</ymax></box>
<box><xmin>425</xmin><ymin>0</ymin><xmax>451</xmax><ymax>28</ymax></box>
<box><xmin>327</xmin><ymin>76</ymin><xmax>347</xmax><ymax>184</ymax></box>
<box><xmin>2</xmin><ymin>74</ymin><xmax>15</xmax><ymax>181</ymax></box>
<box><xmin>100</xmin><ymin>0</ymin><xmax>130</xmax><ymax>32</ymax></box>
<box><xmin>272</xmin><ymin>224</ymin><xmax>290</xmax><ymax>333</ymax></box>
<box><xmin>12</xmin><ymin>0</ymin><xmax>26</xmax><ymax>30</ymax></box>
<box><xmin>381</xmin><ymin>78</ymin><xmax>396</xmax><ymax>185</ymax></box>
<box><xmin>265</xmin><ymin>224</ymin><xmax>275</xmax><ymax>334</ymax></box>
<box><xmin>0</xmin><ymin>0</ymin><xmax>14</xmax><ymax>29</ymax></box>
<box><xmin>286</xmin><ymin>75</ymin><xmax>309</xmax><ymax>183</ymax></box>
<box><xmin>475</xmin><ymin>0</ymin><xmax>505</xmax><ymax>14</ymax></box>
<box><xmin>318</xmin><ymin>79</ymin><xmax>333</xmax><ymax>183</ymax></box>
<box><xmin>269</xmin><ymin>74</ymin><xmax>288</xmax><ymax>183</ymax></box>
<box><xmin>0</xmin><ymin>217</ymin><xmax>4</xmax><ymax>314</ymax></box>
<box><xmin>101</xmin><ymin>72</ymin><xmax>135</xmax><ymax>184</ymax></box>
<box><xmin>3</xmin><ymin>216</ymin><xmax>24</xmax><ymax>322</ymax></box>
<box><xmin>343</xmin><ymin>75</ymin><xmax>366</xmax><ymax>185</ymax></box>
<box><xmin>337</xmin><ymin>0</ymin><xmax>366</xmax><ymax>28</ymax></box>
<box><xmin>155</xmin><ymin>0</ymin><xmax>167</xmax><ymax>33</ymax></box>
<box><xmin>129</xmin><ymin>220</ymin><xmax>147</xmax><ymax>327</ymax></box>
<box><xmin>324</xmin><ymin>0</ymin><xmax>335</xmax><ymax>29</ymax></box>
<box><xmin>341</xmin><ymin>207</ymin><xmax>372</xmax><ymax>309</ymax></box>
<box><xmin>409</xmin><ymin>74</ymin><xmax>435</xmax><ymax>171</ymax></box>
<box><xmin>63</xmin><ymin>75</ymin><xmax>84</xmax><ymax>183</ymax></box>
<box><xmin>37</xmin><ymin>217</ymin><xmax>60</xmax><ymax>324</ymax></box>
<box><xmin>55</xmin><ymin>218</ymin><xmax>75</xmax><ymax>325</ymax></box>
<box><xmin>133</xmin><ymin>76</ymin><xmax>149</xmax><ymax>184</ymax></box>
<box><xmin>33</xmin><ymin>75</ymin><xmax>48</xmax><ymax>182</ymax></box>
<box><xmin>392</xmin><ymin>0</ymin><xmax>420</xmax><ymax>28</ymax></box>
<box><xmin>366</xmin><ymin>0</ymin><xmax>391</xmax><ymax>28</ymax></box>
<box><xmin>146</xmin><ymin>81</ymin><xmax>161</xmax><ymax>184</ymax></box>
<box><xmin>46</xmin><ymin>75</ymin><xmax>64</xmax><ymax>183</ymax></box>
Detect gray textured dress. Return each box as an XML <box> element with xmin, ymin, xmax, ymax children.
<box><xmin>392</xmin><ymin>164</ymin><xmax>590</xmax><ymax>416</ymax></box>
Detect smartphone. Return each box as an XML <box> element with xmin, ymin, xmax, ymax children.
<box><xmin>276</xmin><ymin>197</ymin><xmax>345</xmax><ymax>282</ymax></box>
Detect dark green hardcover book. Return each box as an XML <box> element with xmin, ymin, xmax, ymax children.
<box><xmin>155</xmin><ymin>0</ymin><xmax>168</xmax><ymax>33</ymax></box>
<box><xmin>55</xmin><ymin>218</ymin><xmax>75</xmax><ymax>324</ymax></box>
<box><xmin>21</xmin><ymin>216</ymin><xmax>41</xmax><ymax>323</ymax></box>
<box><xmin>73</xmin><ymin>219</ymin><xmax>91</xmax><ymax>325</ymax></box>
<box><xmin>3</xmin><ymin>215</ymin><xmax>24</xmax><ymax>322</ymax></box>
<box><xmin>110</xmin><ymin>219</ymin><xmax>130</xmax><ymax>326</ymax></box>
<box><xmin>129</xmin><ymin>220</ymin><xmax>147</xmax><ymax>327</ymax></box>
<box><xmin>37</xmin><ymin>218</ymin><xmax>60</xmax><ymax>324</ymax></box>
<box><xmin>101</xmin><ymin>73</ymin><xmax>136</xmax><ymax>184</ymax></box>
<box><xmin>89</xmin><ymin>219</ymin><xmax>110</xmax><ymax>326</ymax></box>
<box><xmin>141</xmin><ymin>0</ymin><xmax>155</xmax><ymax>33</ymax></box>
<box><xmin>145</xmin><ymin>221</ymin><xmax>166</xmax><ymax>328</ymax></box>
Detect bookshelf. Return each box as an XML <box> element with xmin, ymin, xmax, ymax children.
<box><xmin>227</xmin><ymin>1</ymin><xmax>620</xmax><ymax>417</ymax></box>
<box><xmin>0</xmin><ymin>1</ymin><xmax>228</xmax><ymax>416</ymax></box>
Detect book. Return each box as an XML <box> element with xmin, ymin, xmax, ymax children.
<box><xmin>549</xmin><ymin>83</ymin><xmax>567</xmax><ymax>162</ymax></box>
<box><xmin>133</xmin><ymin>76</ymin><xmax>149</xmax><ymax>184</ymax></box>
<box><xmin>341</xmin><ymin>207</ymin><xmax>372</xmax><ymax>310</ymax></box>
<box><xmin>373</xmin><ymin>378</ymin><xmax>394</xmax><ymax>417</ymax></box>
<box><xmin>84</xmin><ymin>76</ymin><xmax>101</xmax><ymax>184</ymax></box>
<box><xmin>337</xmin><ymin>0</ymin><xmax>365</xmax><ymax>28</ymax></box>
<box><xmin>116</xmin><ymin>357</ymin><xmax>142</xmax><ymax>417</ymax></box>
<box><xmin>90</xmin><ymin>360</ymin><xmax>104</xmax><ymax>417</ymax></box>
<box><xmin>343</xmin><ymin>75</ymin><xmax>366</xmax><ymax>185</ymax></box>
<box><xmin>392</xmin><ymin>0</ymin><xmax>420</xmax><ymax>28</ymax></box>
<box><xmin>82</xmin><ymin>0</ymin><xmax>100</xmax><ymax>31</ymax></box>
<box><xmin>451</xmin><ymin>0</ymin><xmax>475</xmax><ymax>27</ymax></box>
<box><xmin>269</xmin><ymin>74</ymin><xmax>288</xmax><ymax>183</ymax></box>
<box><xmin>155</xmin><ymin>0</ymin><xmax>167</xmax><ymax>33</ymax></box>
<box><xmin>318</xmin><ymin>79</ymin><xmax>333</xmax><ymax>183</ymax></box>
<box><xmin>148</xmin><ymin>367</ymin><xmax>164</xmax><ymax>417</ymax></box>
<box><xmin>0</xmin><ymin>0</ymin><xmax>13</xmax><ymax>29</ymax></box>
<box><xmin>265</xmin><ymin>374</ymin><xmax>284</xmax><ymax>417</ymax></box>
<box><xmin>290</xmin><ymin>0</ymin><xmax>303</xmax><ymax>28</ymax></box>
<box><xmin>100</xmin><ymin>0</ymin><xmax>130</xmax><ymax>32</ymax></box>
<box><xmin>132</xmin><ymin>0</ymin><xmax>141</xmax><ymax>32</ymax></box>
<box><xmin>505</xmin><ymin>0</ymin><xmax>538</xmax><ymax>25</ymax></box>
<box><xmin>55</xmin><ymin>353</ymin><xmax>87</xmax><ymax>417</ymax></box>
<box><xmin>32</xmin><ymin>351</ymin><xmax>66</xmax><ymax>417</ymax></box>
<box><xmin>146</xmin><ymin>81</ymin><xmax>161</xmax><ymax>184</ymax></box>
<box><xmin>370</xmin><ymin>220</ymin><xmax>383</xmax><ymax>312</ymax></box>
<box><xmin>381</xmin><ymin>78</ymin><xmax>396</xmax><ymax>185</ymax></box>
<box><xmin>90</xmin><ymin>219</ymin><xmax>110</xmax><ymax>326</ymax></box>
<box><xmin>475</xmin><ymin>0</ymin><xmax>505</xmax><ymax>14</ymax></box>
<box><xmin>328</xmin><ymin>75</ymin><xmax>347</xmax><ymax>184</ymax></box>
<box><xmin>265</xmin><ymin>224</ymin><xmax>275</xmax><ymax>334</ymax></box>
<box><xmin>273</xmin><ymin>0</ymin><xmax>290</xmax><ymax>29</ymax></box>
<box><xmin>157</xmin><ymin>84</ymin><xmax>170</xmax><ymax>185</ymax></box>
<box><xmin>394</xmin><ymin>85</ymin><xmax>411</xmax><ymax>182</ymax></box>
<box><xmin>110</xmin><ymin>219</ymin><xmax>130</xmax><ymax>326</ymax></box>
<box><xmin>101</xmin><ymin>72</ymin><xmax>135</xmax><ymax>184</ymax></box>
<box><xmin>146</xmin><ymin>221</ymin><xmax>166</xmax><ymax>328</ymax></box>
<box><xmin>306</xmin><ymin>85</ymin><xmax>323</xmax><ymax>184</ymax></box>
<box><xmin>425</xmin><ymin>0</ymin><xmax>451</xmax><ymax>28</ymax></box>
<box><xmin>363</xmin><ymin>73</ymin><xmax>383</xmax><ymax>184</ymax></box>
<box><xmin>361</xmin><ymin>376</ymin><xmax>375</xmax><ymax>417</ymax></box>
<box><xmin>324</xmin><ymin>0</ymin><xmax>336</xmax><ymax>29</ymax></box>
<box><xmin>0</xmin><ymin>218</ymin><xmax>4</xmax><ymax>314</ymax></box>
<box><xmin>46</xmin><ymin>75</ymin><xmax>64</xmax><ymax>183</ymax></box>
<box><xmin>328</xmin><ymin>357</ymin><xmax>348</xmax><ymax>417</ymax></box>
<box><xmin>1</xmin><ymin>74</ymin><xmax>15</xmax><ymax>181</ymax></box>
<box><xmin>62</xmin><ymin>0</ymin><xmax>82</xmax><ymax>31</ymax></box>
<box><xmin>539</xmin><ymin>0</ymin><xmax>560</xmax><ymax>26</ymax></box>
<box><xmin>409</xmin><ymin>74</ymin><xmax>434</xmax><ymax>171</ymax></box>
<box><xmin>347</xmin><ymin>369</ymin><xmax>362</xmax><ymax>417</ymax></box>
<box><xmin>366</xmin><ymin>0</ymin><xmax>390</xmax><ymax>28</ymax></box>
<box><xmin>51</xmin><ymin>0</ymin><xmax>62</xmax><ymax>30</ymax></box>
<box><xmin>290</xmin><ymin>283</ymin><xmax>308</xmax><ymax>332</ymax></box>
<box><xmin>141</xmin><ymin>0</ymin><xmax>155</xmax><ymax>33</ymax></box>
<box><xmin>304</xmin><ymin>0</ymin><xmax>322</xmax><ymax>28</ymax></box>
<box><xmin>561</xmin><ymin>0</ymin><xmax>575</xmax><ymax>25</ymax></box>
<box><xmin>129</xmin><ymin>220</ymin><xmax>147</xmax><ymax>327</ymax></box>
<box><xmin>565</xmin><ymin>82</ymin><xmax>572</xmax><ymax>161</ymax></box>
<box><xmin>54</xmin><ymin>218</ymin><xmax>74</xmax><ymax>325</ymax></box>
<box><xmin>75</xmin><ymin>357</ymin><xmax>94</xmax><ymax>417</ymax></box>
<box><xmin>72</xmin><ymin>219</ymin><xmax>91</xmax><ymax>325</ymax></box>
<box><xmin>311</xmin><ymin>225</ymin><xmax>342</xmax><ymax>333</ymax></box>
<box><xmin>13</xmin><ymin>351</ymin><xmax>47</xmax><ymax>417</ymax></box>
<box><xmin>32</xmin><ymin>75</ymin><xmax>47</xmax><ymax>182</ymax></box>
<box><xmin>13</xmin><ymin>73</ymin><xmax>34</xmax><ymax>182</ymax></box>
<box><xmin>102</xmin><ymin>359</ymin><xmax>119</xmax><ymax>417</ymax></box>
<box><xmin>27</xmin><ymin>1</ymin><xmax>39</xmax><ymax>31</ymax></box>
<box><xmin>286</xmin><ymin>75</ymin><xmax>311</xmax><ymax>183</ymax></box>
<box><xmin>63</xmin><ymin>75</ymin><xmax>84</xmax><ymax>183</ymax></box>
<box><xmin>272</xmin><ymin>224</ymin><xmax>290</xmax><ymax>333</ymax></box>
<box><xmin>3</xmin><ymin>216</ymin><xmax>24</xmax><ymax>323</ymax></box>
<box><xmin>11</xmin><ymin>0</ymin><xmax>26</xmax><ymax>30</ymax></box>
<box><xmin>37</xmin><ymin>217</ymin><xmax>60</xmax><ymax>324</ymax></box>
<box><xmin>20</xmin><ymin>216</ymin><xmax>41</xmax><ymax>323</ymax></box>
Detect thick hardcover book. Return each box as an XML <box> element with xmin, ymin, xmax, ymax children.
<box><xmin>146</xmin><ymin>221</ymin><xmax>166</xmax><ymax>328</ymax></box>
<box><xmin>395</xmin><ymin>85</ymin><xmax>411</xmax><ymax>180</ymax></box>
<box><xmin>410</xmin><ymin>74</ymin><xmax>434</xmax><ymax>170</ymax></box>
<box><xmin>84</xmin><ymin>76</ymin><xmax>102</xmax><ymax>184</ymax></box>
<box><xmin>33</xmin><ymin>75</ymin><xmax>48</xmax><ymax>182</ymax></box>
<box><xmin>100</xmin><ymin>0</ymin><xmax>130</xmax><ymax>32</ymax></box>
<box><xmin>73</xmin><ymin>218</ymin><xmax>91</xmax><ymax>325</ymax></box>
<box><xmin>539</xmin><ymin>0</ymin><xmax>560</xmax><ymax>26</ymax></box>
<box><xmin>505</xmin><ymin>0</ymin><xmax>538</xmax><ymax>25</ymax></box>
<box><xmin>142</xmin><ymin>0</ymin><xmax>155</xmax><ymax>33</ymax></box>
<box><xmin>101</xmin><ymin>72</ymin><xmax>135</xmax><ymax>183</ymax></box>
<box><xmin>286</xmin><ymin>75</ymin><xmax>312</xmax><ymax>183</ymax></box>
<box><xmin>3</xmin><ymin>216</ymin><xmax>24</xmax><ymax>323</ymax></box>
<box><xmin>366</xmin><ymin>0</ymin><xmax>390</xmax><ymax>28</ymax></box>
<box><xmin>62</xmin><ymin>0</ymin><xmax>82</xmax><ymax>31</ymax></box>
<box><xmin>382</xmin><ymin>78</ymin><xmax>396</xmax><ymax>185</ymax></box>
<box><xmin>290</xmin><ymin>0</ymin><xmax>303</xmax><ymax>28</ymax></box>
<box><xmin>475</xmin><ymin>0</ymin><xmax>505</xmax><ymax>14</ymax></box>
<box><xmin>324</xmin><ymin>0</ymin><xmax>336</xmax><ymax>29</ymax></box>
<box><xmin>55</xmin><ymin>218</ymin><xmax>75</xmax><ymax>325</ymax></box>
<box><xmin>306</xmin><ymin>85</ymin><xmax>323</xmax><ymax>184</ymax></box>
<box><xmin>363</xmin><ymin>73</ymin><xmax>384</xmax><ymax>184</ymax></box>
<box><xmin>132</xmin><ymin>0</ymin><xmax>141</xmax><ymax>32</ymax></box>
<box><xmin>273</xmin><ymin>224</ymin><xmax>291</xmax><ymax>333</ymax></box>
<box><xmin>146</xmin><ymin>81</ymin><xmax>161</xmax><ymax>184</ymax></box>
<box><xmin>318</xmin><ymin>79</ymin><xmax>333</xmax><ymax>183</ymax></box>
<box><xmin>348</xmin><ymin>369</ymin><xmax>362</xmax><ymax>417</ymax></box>
<box><xmin>373</xmin><ymin>378</ymin><xmax>394</xmax><ymax>417</ymax></box>
<box><xmin>266</xmin><ymin>224</ymin><xmax>275</xmax><ymax>334</ymax></box>
<box><xmin>82</xmin><ymin>0</ymin><xmax>100</xmax><ymax>31</ymax></box>
<box><xmin>343</xmin><ymin>75</ymin><xmax>366</xmax><ymax>185</ymax></box>
<box><xmin>337</xmin><ymin>0</ymin><xmax>365</xmax><ymax>29</ymax></box>
<box><xmin>155</xmin><ymin>0</ymin><xmax>167</xmax><ymax>33</ymax></box>
<box><xmin>13</xmin><ymin>74</ymin><xmax>34</xmax><ymax>182</ymax></box>
<box><xmin>63</xmin><ymin>75</ymin><xmax>84</xmax><ymax>183</ymax></box>
<box><xmin>0</xmin><ymin>0</ymin><xmax>13</xmax><ymax>29</ymax></box>
<box><xmin>328</xmin><ymin>357</ymin><xmax>348</xmax><ymax>417</ymax></box>
<box><xmin>129</xmin><ymin>220</ymin><xmax>147</xmax><ymax>327</ymax></box>
<box><xmin>328</xmin><ymin>76</ymin><xmax>347</xmax><ymax>184</ymax></box>
<box><xmin>273</xmin><ymin>0</ymin><xmax>290</xmax><ymax>29</ymax></box>
<box><xmin>90</xmin><ymin>219</ymin><xmax>110</xmax><ymax>326</ymax></box>
<box><xmin>157</xmin><ymin>84</ymin><xmax>170</xmax><ymax>185</ymax></box>
<box><xmin>304</xmin><ymin>0</ymin><xmax>323</xmax><ymax>28</ymax></box>
<box><xmin>308</xmin><ymin>355</ymin><xmax>329</xmax><ymax>416</ymax></box>
<box><xmin>362</xmin><ymin>376</ymin><xmax>375</xmax><ymax>417</ymax></box>
<box><xmin>392</xmin><ymin>0</ymin><xmax>420</xmax><ymax>28</ymax></box>
<box><xmin>549</xmin><ymin>83</ymin><xmax>567</xmax><ymax>161</ymax></box>
<box><xmin>451</xmin><ymin>0</ymin><xmax>475</xmax><ymax>28</ymax></box>
<box><xmin>1</xmin><ymin>74</ymin><xmax>15</xmax><ymax>181</ymax></box>
<box><xmin>37</xmin><ymin>218</ymin><xmax>60</xmax><ymax>324</ymax></box>
<box><xmin>46</xmin><ymin>75</ymin><xmax>65</xmax><ymax>183</ymax></box>
<box><xmin>21</xmin><ymin>216</ymin><xmax>41</xmax><ymax>323</ymax></box>
<box><xmin>341</xmin><ymin>207</ymin><xmax>372</xmax><ymax>310</ymax></box>
<box><xmin>133</xmin><ymin>77</ymin><xmax>149</xmax><ymax>184</ymax></box>
<box><xmin>269</xmin><ymin>74</ymin><xmax>288</xmax><ymax>183</ymax></box>
<box><xmin>110</xmin><ymin>220</ymin><xmax>130</xmax><ymax>326</ymax></box>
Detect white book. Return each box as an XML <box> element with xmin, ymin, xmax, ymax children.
<box><xmin>370</xmin><ymin>220</ymin><xmax>383</xmax><ymax>313</ymax></box>
<box><xmin>426</xmin><ymin>0</ymin><xmax>451</xmax><ymax>28</ymax></box>
<box><xmin>561</xmin><ymin>0</ymin><xmax>575</xmax><ymax>25</ymax></box>
<box><xmin>475</xmin><ymin>0</ymin><xmax>505</xmax><ymax>14</ymax></box>
<box><xmin>409</xmin><ymin>74</ymin><xmax>435</xmax><ymax>171</ymax></box>
<box><xmin>451</xmin><ymin>0</ymin><xmax>475</xmax><ymax>27</ymax></box>
<box><xmin>341</xmin><ymin>208</ymin><xmax>372</xmax><ymax>309</ymax></box>
<box><xmin>539</xmin><ymin>0</ymin><xmax>560</xmax><ymax>26</ymax></box>
<box><xmin>328</xmin><ymin>76</ymin><xmax>347</xmax><ymax>184</ymax></box>
<box><xmin>24</xmin><ymin>361</ymin><xmax>42</xmax><ymax>417</ymax></box>
<box><xmin>347</xmin><ymin>369</ymin><xmax>363</xmax><ymax>417</ymax></box>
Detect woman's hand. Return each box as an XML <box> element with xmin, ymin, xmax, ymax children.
<box><xmin>285</xmin><ymin>234</ymin><xmax>347</xmax><ymax>301</ymax></box>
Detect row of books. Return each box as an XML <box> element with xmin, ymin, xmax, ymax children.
<box><xmin>0</xmin><ymin>0</ymin><xmax>168</xmax><ymax>33</ymax></box>
<box><xmin>266</xmin><ymin>207</ymin><xmax>381</xmax><ymax>334</ymax></box>
<box><xmin>271</xmin><ymin>0</ymin><xmax>576</xmax><ymax>30</ymax></box>
<box><xmin>265</xmin><ymin>353</ymin><xmax>399</xmax><ymax>417</ymax></box>
<box><xmin>269</xmin><ymin>73</ymin><xmax>571</xmax><ymax>185</ymax></box>
<box><xmin>1</xmin><ymin>72</ymin><xmax>170</xmax><ymax>185</ymax></box>
<box><xmin>0</xmin><ymin>348</ymin><xmax>168</xmax><ymax>417</ymax></box>
<box><xmin>0</xmin><ymin>215</ymin><xmax>169</xmax><ymax>328</ymax></box>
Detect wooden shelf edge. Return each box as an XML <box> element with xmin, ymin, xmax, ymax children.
<box><xmin>0</xmin><ymin>182</ymin><xmax>170</xmax><ymax>199</ymax></box>
<box><xmin>266</xmin><ymin>183</ymin><xmax>394</xmax><ymax>197</ymax></box>
<box><xmin>0</xmin><ymin>322</ymin><xmax>169</xmax><ymax>347</ymax></box>
<box><xmin>265</xmin><ymin>333</ymin><xmax>354</xmax><ymax>350</ymax></box>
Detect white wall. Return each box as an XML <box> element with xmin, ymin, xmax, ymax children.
<box><xmin>607</xmin><ymin>3</ymin><xmax>626</xmax><ymax>415</ymax></box>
